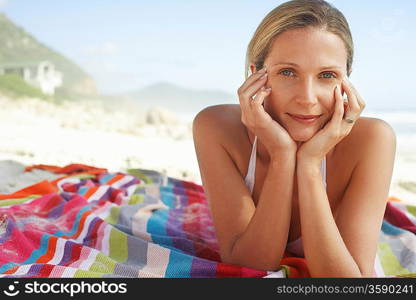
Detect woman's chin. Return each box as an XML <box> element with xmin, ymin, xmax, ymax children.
<box><xmin>289</xmin><ymin>130</ymin><xmax>316</xmax><ymax>142</ymax></box>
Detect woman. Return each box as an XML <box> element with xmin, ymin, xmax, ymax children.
<box><xmin>192</xmin><ymin>0</ymin><xmax>396</xmax><ymax>277</ymax></box>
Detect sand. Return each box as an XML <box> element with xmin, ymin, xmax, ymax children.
<box><xmin>0</xmin><ymin>95</ymin><xmax>201</xmax><ymax>192</ymax></box>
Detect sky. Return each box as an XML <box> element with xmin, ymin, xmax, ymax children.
<box><xmin>1</xmin><ymin>0</ymin><xmax>416</xmax><ymax>111</ymax></box>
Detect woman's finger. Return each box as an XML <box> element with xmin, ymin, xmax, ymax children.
<box><xmin>344</xmin><ymin>78</ymin><xmax>362</xmax><ymax>113</ymax></box>
<box><xmin>342</xmin><ymin>90</ymin><xmax>349</xmax><ymax>118</ymax></box>
<box><xmin>345</xmin><ymin>78</ymin><xmax>366</xmax><ymax>109</ymax></box>
<box><xmin>237</xmin><ymin>72</ymin><xmax>264</xmax><ymax>116</ymax></box>
<box><xmin>238</xmin><ymin>67</ymin><xmax>267</xmax><ymax>96</ymax></box>
<box><xmin>342</xmin><ymin>78</ymin><xmax>359</xmax><ymax>121</ymax></box>
<box><xmin>319</xmin><ymin>85</ymin><xmax>344</xmax><ymax>136</ymax></box>
<box><xmin>238</xmin><ymin>71</ymin><xmax>268</xmax><ymax>114</ymax></box>
<box><xmin>249</xmin><ymin>87</ymin><xmax>274</xmax><ymax>126</ymax></box>
<box><xmin>334</xmin><ymin>85</ymin><xmax>345</xmax><ymax>124</ymax></box>
<box><xmin>242</xmin><ymin>72</ymin><xmax>269</xmax><ymax>100</ymax></box>
<box><xmin>252</xmin><ymin>86</ymin><xmax>271</xmax><ymax>106</ymax></box>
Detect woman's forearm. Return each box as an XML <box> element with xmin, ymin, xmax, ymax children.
<box><xmin>228</xmin><ymin>152</ymin><xmax>296</xmax><ymax>271</ymax></box>
<box><xmin>296</xmin><ymin>158</ymin><xmax>362</xmax><ymax>277</ymax></box>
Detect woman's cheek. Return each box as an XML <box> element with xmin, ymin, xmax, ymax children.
<box><xmin>262</xmin><ymin>91</ymin><xmax>276</xmax><ymax>112</ymax></box>
<box><xmin>264</xmin><ymin>93</ymin><xmax>286</xmax><ymax>121</ymax></box>
<box><xmin>263</xmin><ymin>96</ymin><xmax>274</xmax><ymax>114</ymax></box>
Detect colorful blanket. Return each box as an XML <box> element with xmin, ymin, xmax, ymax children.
<box><xmin>0</xmin><ymin>164</ymin><xmax>415</xmax><ymax>278</ymax></box>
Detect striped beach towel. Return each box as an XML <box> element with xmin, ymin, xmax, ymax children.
<box><xmin>0</xmin><ymin>164</ymin><xmax>415</xmax><ymax>278</ymax></box>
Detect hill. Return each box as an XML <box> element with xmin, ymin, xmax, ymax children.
<box><xmin>0</xmin><ymin>13</ymin><xmax>97</xmax><ymax>98</ymax></box>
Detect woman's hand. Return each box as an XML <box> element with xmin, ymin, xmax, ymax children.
<box><xmin>238</xmin><ymin>67</ymin><xmax>297</xmax><ymax>157</ymax></box>
<box><xmin>297</xmin><ymin>77</ymin><xmax>366</xmax><ymax>164</ymax></box>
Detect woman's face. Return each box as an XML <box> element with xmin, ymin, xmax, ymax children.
<box><xmin>257</xmin><ymin>27</ymin><xmax>348</xmax><ymax>142</ymax></box>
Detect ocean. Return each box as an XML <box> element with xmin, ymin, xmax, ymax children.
<box><xmin>364</xmin><ymin>110</ymin><xmax>416</xmax><ymax>138</ymax></box>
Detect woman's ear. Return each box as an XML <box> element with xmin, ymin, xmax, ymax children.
<box><xmin>250</xmin><ymin>64</ymin><xmax>256</xmax><ymax>75</ymax></box>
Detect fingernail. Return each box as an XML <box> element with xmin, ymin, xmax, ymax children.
<box><xmin>260</xmin><ymin>73</ymin><xmax>268</xmax><ymax>79</ymax></box>
<box><xmin>265</xmin><ymin>88</ymin><xmax>272</xmax><ymax>92</ymax></box>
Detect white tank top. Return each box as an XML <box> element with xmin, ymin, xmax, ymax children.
<box><xmin>243</xmin><ymin>135</ymin><xmax>327</xmax><ymax>257</ymax></box>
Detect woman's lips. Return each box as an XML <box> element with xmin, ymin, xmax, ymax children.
<box><xmin>288</xmin><ymin>113</ymin><xmax>322</xmax><ymax>124</ymax></box>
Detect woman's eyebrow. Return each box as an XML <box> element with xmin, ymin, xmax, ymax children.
<box><xmin>269</xmin><ymin>62</ymin><xmax>343</xmax><ymax>70</ymax></box>
<box><xmin>270</xmin><ymin>62</ymin><xmax>298</xmax><ymax>68</ymax></box>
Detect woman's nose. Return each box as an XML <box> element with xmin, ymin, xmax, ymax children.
<box><xmin>295</xmin><ymin>78</ymin><xmax>319</xmax><ymax>106</ymax></box>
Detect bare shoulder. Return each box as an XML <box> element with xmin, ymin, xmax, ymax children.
<box><xmin>337</xmin><ymin>116</ymin><xmax>397</xmax><ymax>167</ymax></box>
<box><xmin>193</xmin><ymin>104</ymin><xmax>249</xmax><ymax>162</ymax></box>
<box><xmin>193</xmin><ymin>104</ymin><xmax>243</xmax><ymax>137</ymax></box>
<box><xmin>346</xmin><ymin>117</ymin><xmax>396</xmax><ymax>151</ymax></box>
<box><xmin>354</xmin><ymin>117</ymin><xmax>396</xmax><ymax>138</ymax></box>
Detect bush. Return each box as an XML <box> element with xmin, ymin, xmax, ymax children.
<box><xmin>0</xmin><ymin>73</ymin><xmax>51</xmax><ymax>100</ymax></box>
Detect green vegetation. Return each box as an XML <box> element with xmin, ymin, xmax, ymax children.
<box><xmin>0</xmin><ymin>74</ymin><xmax>51</xmax><ymax>100</ymax></box>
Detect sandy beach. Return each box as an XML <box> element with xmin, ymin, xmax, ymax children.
<box><xmin>0</xmin><ymin>95</ymin><xmax>415</xmax><ymax>205</ymax></box>
<box><xmin>0</xmin><ymin>95</ymin><xmax>200</xmax><ymax>192</ymax></box>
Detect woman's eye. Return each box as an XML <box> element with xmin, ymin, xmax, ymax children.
<box><xmin>277</xmin><ymin>70</ymin><xmax>336</xmax><ymax>79</ymax></box>
<box><xmin>279</xmin><ymin>69</ymin><xmax>295</xmax><ymax>77</ymax></box>
<box><xmin>320</xmin><ymin>72</ymin><xmax>336</xmax><ymax>79</ymax></box>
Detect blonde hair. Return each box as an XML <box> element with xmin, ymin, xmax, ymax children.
<box><xmin>245</xmin><ymin>0</ymin><xmax>353</xmax><ymax>78</ymax></box>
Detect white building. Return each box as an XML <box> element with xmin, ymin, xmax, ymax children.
<box><xmin>0</xmin><ymin>60</ymin><xmax>63</xmax><ymax>95</ymax></box>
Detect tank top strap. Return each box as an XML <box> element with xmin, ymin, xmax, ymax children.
<box><xmin>244</xmin><ymin>136</ymin><xmax>327</xmax><ymax>194</ymax></box>
<box><xmin>244</xmin><ymin>136</ymin><xmax>257</xmax><ymax>194</ymax></box>
<box><xmin>321</xmin><ymin>155</ymin><xmax>327</xmax><ymax>188</ymax></box>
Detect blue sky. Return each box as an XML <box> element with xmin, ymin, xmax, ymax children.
<box><xmin>1</xmin><ymin>0</ymin><xmax>415</xmax><ymax>111</ymax></box>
